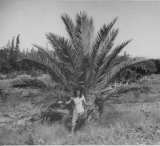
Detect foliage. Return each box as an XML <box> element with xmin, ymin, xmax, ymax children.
<box><xmin>16</xmin><ymin>13</ymin><xmax>156</xmax><ymax>125</ymax></box>
<box><xmin>0</xmin><ymin>35</ymin><xmax>21</xmax><ymax>73</ymax></box>
<box><xmin>19</xmin><ymin>12</ymin><xmax>147</xmax><ymax>98</ymax></box>
<box><xmin>117</xmin><ymin>59</ymin><xmax>158</xmax><ymax>83</ymax></box>
<box><xmin>11</xmin><ymin>78</ymin><xmax>47</xmax><ymax>89</ymax></box>
<box><xmin>0</xmin><ymin>36</ymin><xmax>44</xmax><ymax>75</ymax></box>
<box><xmin>2</xmin><ymin>12</ymin><xmax>159</xmax><ymax>126</ymax></box>
<box><xmin>102</xmin><ymin>82</ymin><xmax>150</xmax><ymax>101</ymax></box>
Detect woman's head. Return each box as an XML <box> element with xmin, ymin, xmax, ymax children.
<box><xmin>76</xmin><ymin>90</ymin><xmax>81</xmax><ymax>97</ymax></box>
<box><xmin>73</xmin><ymin>87</ymin><xmax>84</xmax><ymax>97</ymax></box>
<box><xmin>73</xmin><ymin>89</ymin><xmax>80</xmax><ymax>97</ymax></box>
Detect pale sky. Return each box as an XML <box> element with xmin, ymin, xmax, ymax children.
<box><xmin>0</xmin><ymin>0</ymin><xmax>160</xmax><ymax>58</ymax></box>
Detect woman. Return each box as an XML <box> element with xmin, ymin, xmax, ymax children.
<box><xmin>66</xmin><ymin>90</ymin><xmax>87</xmax><ymax>134</ymax></box>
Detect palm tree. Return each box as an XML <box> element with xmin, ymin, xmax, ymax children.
<box><xmin>19</xmin><ymin>12</ymin><xmax>148</xmax><ymax>114</ymax></box>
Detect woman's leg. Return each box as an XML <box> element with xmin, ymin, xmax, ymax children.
<box><xmin>71</xmin><ymin>109</ymin><xmax>78</xmax><ymax>134</ymax></box>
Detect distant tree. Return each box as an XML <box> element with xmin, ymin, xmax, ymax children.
<box><xmin>9</xmin><ymin>34</ymin><xmax>21</xmax><ymax>71</ymax></box>
<box><xmin>0</xmin><ymin>34</ymin><xmax>21</xmax><ymax>73</ymax></box>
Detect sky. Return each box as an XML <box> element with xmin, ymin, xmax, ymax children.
<box><xmin>0</xmin><ymin>0</ymin><xmax>160</xmax><ymax>58</ymax></box>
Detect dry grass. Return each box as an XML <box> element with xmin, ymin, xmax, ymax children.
<box><xmin>23</xmin><ymin>114</ymin><xmax>160</xmax><ymax>145</ymax></box>
<box><xmin>1</xmin><ymin>74</ymin><xmax>160</xmax><ymax>144</ymax></box>
<box><xmin>2</xmin><ymin>102</ymin><xmax>160</xmax><ymax>145</ymax></box>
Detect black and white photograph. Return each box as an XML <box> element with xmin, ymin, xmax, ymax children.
<box><xmin>1</xmin><ymin>0</ymin><xmax>160</xmax><ymax>145</ymax></box>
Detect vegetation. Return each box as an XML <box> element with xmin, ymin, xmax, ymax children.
<box><xmin>0</xmin><ymin>12</ymin><xmax>158</xmax><ymax>126</ymax></box>
<box><xmin>1</xmin><ymin>74</ymin><xmax>160</xmax><ymax>144</ymax></box>
<box><xmin>0</xmin><ymin>35</ymin><xmax>20</xmax><ymax>73</ymax></box>
<box><xmin>1</xmin><ymin>11</ymin><xmax>160</xmax><ymax>144</ymax></box>
<box><xmin>17</xmin><ymin>12</ymin><xmax>151</xmax><ymax>114</ymax></box>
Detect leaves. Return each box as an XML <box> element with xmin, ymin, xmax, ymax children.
<box><xmin>107</xmin><ymin>58</ymin><xmax>148</xmax><ymax>84</ymax></box>
<box><xmin>103</xmin><ymin>82</ymin><xmax>150</xmax><ymax>101</ymax></box>
<box><xmin>61</xmin><ymin>13</ymin><xmax>83</xmax><ymax>68</ymax></box>
<box><xmin>91</xmin><ymin>17</ymin><xmax>118</xmax><ymax>62</ymax></box>
<box><xmin>95</xmin><ymin>29</ymin><xmax>119</xmax><ymax>71</ymax></box>
<box><xmin>18</xmin><ymin>12</ymin><xmax>135</xmax><ymax>100</ymax></box>
<box><xmin>97</xmin><ymin>40</ymin><xmax>132</xmax><ymax>78</ymax></box>
<box><xmin>75</xmin><ymin>12</ymin><xmax>94</xmax><ymax>54</ymax></box>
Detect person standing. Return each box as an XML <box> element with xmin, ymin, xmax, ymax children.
<box><xmin>66</xmin><ymin>90</ymin><xmax>86</xmax><ymax>134</ymax></box>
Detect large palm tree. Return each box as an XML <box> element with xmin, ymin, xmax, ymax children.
<box><xmin>19</xmin><ymin>12</ymin><xmax>148</xmax><ymax>112</ymax></box>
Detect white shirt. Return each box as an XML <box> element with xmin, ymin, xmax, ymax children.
<box><xmin>72</xmin><ymin>95</ymin><xmax>86</xmax><ymax>114</ymax></box>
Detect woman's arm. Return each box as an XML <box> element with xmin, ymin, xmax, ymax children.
<box><xmin>66</xmin><ymin>97</ymin><xmax>74</xmax><ymax>104</ymax></box>
<box><xmin>82</xmin><ymin>95</ymin><xmax>92</xmax><ymax>106</ymax></box>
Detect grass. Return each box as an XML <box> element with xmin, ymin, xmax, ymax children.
<box><xmin>1</xmin><ymin>74</ymin><xmax>160</xmax><ymax>144</ymax></box>
<box><xmin>33</xmin><ymin>103</ymin><xmax>160</xmax><ymax>145</ymax></box>
<box><xmin>1</xmin><ymin>101</ymin><xmax>160</xmax><ymax>145</ymax></box>
<box><xmin>2</xmin><ymin>114</ymin><xmax>159</xmax><ymax>145</ymax></box>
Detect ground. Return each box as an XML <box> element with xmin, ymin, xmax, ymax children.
<box><xmin>1</xmin><ymin>74</ymin><xmax>160</xmax><ymax>144</ymax></box>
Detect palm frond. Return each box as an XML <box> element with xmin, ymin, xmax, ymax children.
<box><xmin>91</xmin><ymin>81</ymin><xmax>150</xmax><ymax>102</ymax></box>
<box><xmin>17</xmin><ymin>57</ymin><xmax>68</xmax><ymax>89</ymax></box>
<box><xmin>102</xmin><ymin>83</ymin><xmax>150</xmax><ymax>101</ymax></box>
<box><xmin>61</xmin><ymin>14</ymin><xmax>76</xmax><ymax>40</ymax></box>
<box><xmin>110</xmin><ymin>54</ymin><xmax>130</xmax><ymax>68</ymax></box>
<box><xmin>94</xmin><ymin>58</ymin><xmax>148</xmax><ymax>93</ymax></box>
<box><xmin>46</xmin><ymin>32</ymin><xmax>83</xmax><ymax>72</ymax></box>
<box><xmin>33</xmin><ymin>44</ymin><xmax>55</xmax><ymax>64</ymax></box>
<box><xmin>97</xmin><ymin>40</ymin><xmax>132</xmax><ymax>77</ymax></box>
<box><xmin>61</xmin><ymin>14</ymin><xmax>83</xmax><ymax>66</ymax></box>
<box><xmin>91</xmin><ymin>17</ymin><xmax>118</xmax><ymax>61</ymax></box>
<box><xmin>17</xmin><ymin>58</ymin><xmax>59</xmax><ymax>81</ymax></box>
<box><xmin>95</xmin><ymin>28</ymin><xmax>119</xmax><ymax>69</ymax></box>
<box><xmin>46</xmin><ymin>33</ymin><xmax>77</xmax><ymax>69</ymax></box>
<box><xmin>75</xmin><ymin>12</ymin><xmax>94</xmax><ymax>54</ymax></box>
<box><xmin>106</xmin><ymin>58</ymin><xmax>148</xmax><ymax>85</ymax></box>
<box><xmin>46</xmin><ymin>33</ymin><xmax>86</xmax><ymax>89</ymax></box>
<box><xmin>34</xmin><ymin>45</ymin><xmax>74</xmax><ymax>79</ymax></box>
<box><xmin>85</xmin><ymin>18</ymin><xmax>118</xmax><ymax>91</ymax></box>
